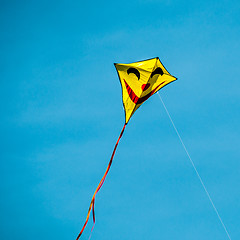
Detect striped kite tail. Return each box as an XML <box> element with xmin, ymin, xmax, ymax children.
<box><xmin>76</xmin><ymin>123</ymin><xmax>127</xmax><ymax>240</ymax></box>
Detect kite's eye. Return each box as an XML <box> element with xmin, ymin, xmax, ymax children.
<box><xmin>151</xmin><ymin>67</ymin><xmax>164</xmax><ymax>78</ymax></box>
<box><xmin>127</xmin><ymin>67</ymin><xmax>140</xmax><ymax>80</ymax></box>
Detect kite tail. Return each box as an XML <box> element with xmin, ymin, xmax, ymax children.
<box><xmin>76</xmin><ymin>123</ymin><xmax>127</xmax><ymax>240</ymax></box>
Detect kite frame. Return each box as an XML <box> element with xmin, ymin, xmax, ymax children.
<box><xmin>114</xmin><ymin>57</ymin><xmax>177</xmax><ymax>124</ymax></box>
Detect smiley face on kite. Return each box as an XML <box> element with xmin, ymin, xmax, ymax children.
<box><xmin>124</xmin><ymin>67</ymin><xmax>166</xmax><ymax>105</ymax></box>
<box><xmin>115</xmin><ymin>57</ymin><xmax>177</xmax><ymax>123</ymax></box>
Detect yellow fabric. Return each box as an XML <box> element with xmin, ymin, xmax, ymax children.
<box><xmin>115</xmin><ymin>57</ymin><xmax>177</xmax><ymax>123</ymax></box>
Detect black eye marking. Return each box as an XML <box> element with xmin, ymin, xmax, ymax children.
<box><xmin>151</xmin><ymin>67</ymin><xmax>164</xmax><ymax>78</ymax></box>
<box><xmin>127</xmin><ymin>67</ymin><xmax>140</xmax><ymax>80</ymax></box>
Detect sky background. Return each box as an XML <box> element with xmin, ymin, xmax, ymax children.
<box><xmin>1</xmin><ymin>0</ymin><xmax>240</xmax><ymax>239</ymax></box>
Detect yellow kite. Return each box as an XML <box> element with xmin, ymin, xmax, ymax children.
<box><xmin>76</xmin><ymin>57</ymin><xmax>177</xmax><ymax>239</ymax></box>
<box><xmin>115</xmin><ymin>57</ymin><xmax>177</xmax><ymax>123</ymax></box>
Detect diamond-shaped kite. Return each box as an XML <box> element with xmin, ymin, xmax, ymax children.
<box><xmin>76</xmin><ymin>57</ymin><xmax>177</xmax><ymax>239</ymax></box>
<box><xmin>115</xmin><ymin>57</ymin><xmax>177</xmax><ymax>123</ymax></box>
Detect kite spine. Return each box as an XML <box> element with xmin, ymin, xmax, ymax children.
<box><xmin>76</xmin><ymin>123</ymin><xmax>127</xmax><ymax>240</ymax></box>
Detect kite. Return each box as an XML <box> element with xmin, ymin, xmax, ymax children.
<box><xmin>76</xmin><ymin>57</ymin><xmax>177</xmax><ymax>239</ymax></box>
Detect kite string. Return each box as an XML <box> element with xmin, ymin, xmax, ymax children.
<box><xmin>157</xmin><ymin>93</ymin><xmax>231</xmax><ymax>240</ymax></box>
<box><xmin>76</xmin><ymin>123</ymin><xmax>127</xmax><ymax>240</ymax></box>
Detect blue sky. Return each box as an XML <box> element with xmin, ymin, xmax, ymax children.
<box><xmin>1</xmin><ymin>0</ymin><xmax>240</xmax><ymax>239</ymax></box>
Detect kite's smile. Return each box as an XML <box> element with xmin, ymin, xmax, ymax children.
<box><xmin>124</xmin><ymin>79</ymin><xmax>165</xmax><ymax>105</ymax></box>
